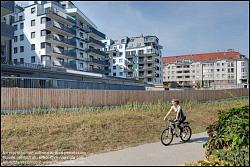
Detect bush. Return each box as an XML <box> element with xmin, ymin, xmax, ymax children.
<box><xmin>203</xmin><ymin>106</ymin><xmax>249</xmax><ymax>166</ymax></box>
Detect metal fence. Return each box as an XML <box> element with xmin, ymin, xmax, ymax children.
<box><xmin>1</xmin><ymin>76</ymin><xmax>145</xmax><ymax>90</ymax></box>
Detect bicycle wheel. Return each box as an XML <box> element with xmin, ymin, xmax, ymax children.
<box><xmin>161</xmin><ymin>128</ymin><xmax>173</xmax><ymax>146</ymax></box>
<box><xmin>180</xmin><ymin>125</ymin><xmax>192</xmax><ymax>142</ymax></box>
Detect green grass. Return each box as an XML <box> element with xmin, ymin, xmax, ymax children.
<box><xmin>1</xmin><ymin>98</ymin><xmax>248</xmax><ymax>166</ymax></box>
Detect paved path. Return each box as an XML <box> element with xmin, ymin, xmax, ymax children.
<box><xmin>52</xmin><ymin>132</ymin><xmax>208</xmax><ymax>166</ymax></box>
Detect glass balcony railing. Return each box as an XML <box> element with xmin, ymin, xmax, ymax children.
<box><xmin>46</xmin><ymin>34</ymin><xmax>76</xmax><ymax>46</ymax></box>
<box><xmin>88</xmin><ymin>37</ymin><xmax>105</xmax><ymax>47</ymax></box>
<box><xmin>86</xmin><ymin>48</ymin><xmax>106</xmax><ymax>56</ymax></box>
<box><xmin>45</xmin><ymin>47</ymin><xmax>76</xmax><ymax>58</ymax></box>
<box><xmin>46</xmin><ymin>21</ymin><xmax>76</xmax><ymax>35</ymax></box>
<box><xmin>88</xmin><ymin>26</ymin><xmax>106</xmax><ymax>39</ymax></box>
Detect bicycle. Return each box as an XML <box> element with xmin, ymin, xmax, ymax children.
<box><xmin>161</xmin><ymin>119</ymin><xmax>192</xmax><ymax>146</ymax></box>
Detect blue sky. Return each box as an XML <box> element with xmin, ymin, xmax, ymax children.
<box><xmin>17</xmin><ymin>1</ymin><xmax>249</xmax><ymax>57</ymax></box>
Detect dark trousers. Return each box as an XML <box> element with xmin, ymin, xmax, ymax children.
<box><xmin>177</xmin><ymin>116</ymin><xmax>186</xmax><ymax>132</ymax></box>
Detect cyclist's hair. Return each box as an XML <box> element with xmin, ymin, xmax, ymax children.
<box><xmin>172</xmin><ymin>99</ymin><xmax>180</xmax><ymax>105</ymax></box>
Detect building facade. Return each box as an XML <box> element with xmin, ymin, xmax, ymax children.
<box><xmin>1</xmin><ymin>1</ymin><xmax>15</xmax><ymax>62</ymax></box>
<box><xmin>11</xmin><ymin>1</ymin><xmax>107</xmax><ymax>75</ymax></box>
<box><xmin>103</xmin><ymin>35</ymin><xmax>163</xmax><ymax>84</ymax></box>
<box><xmin>162</xmin><ymin>50</ymin><xmax>249</xmax><ymax>89</ymax></box>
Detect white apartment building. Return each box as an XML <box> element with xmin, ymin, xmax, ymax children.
<box><xmin>11</xmin><ymin>1</ymin><xmax>107</xmax><ymax>75</ymax></box>
<box><xmin>102</xmin><ymin>35</ymin><xmax>163</xmax><ymax>84</ymax></box>
<box><xmin>162</xmin><ymin>51</ymin><xmax>249</xmax><ymax>89</ymax></box>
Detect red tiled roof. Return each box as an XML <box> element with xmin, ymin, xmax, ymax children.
<box><xmin>162</xmin><ymin>51</ymin><xmax>241</xmax><ymax>64</ymax></box>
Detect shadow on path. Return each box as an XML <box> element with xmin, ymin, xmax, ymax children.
<box><xmin>169</xmin><ymin>136</ymin><xmax>208</xmax><ymax>146</ymax></box>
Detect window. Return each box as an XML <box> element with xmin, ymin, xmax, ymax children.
<box><xmin>14</xmin><ymin>59</ymin><xmax>18</xmax><ymax>64</ymax></box>
<box><xmin>80</xmin><ymin>32</ymin><xmax>83</xmax><ymax>38</ymax></box>
<box><xmin>113</xmin><ymin>59</ymin><xmax>116</xmax><ymax>64</ymax></box>
<box><xmin>14</xmin><ymin>47</ymin><xmax>18</xmax><ymax>53</ymax></box>
<box><xmin>79</xmin><ymin>63</ymin><xmax>83</xmax><ymax>68</ymax></box>
<box><xmin>148</xmin><ymin>78</ymin><xmax>152</xmax><ymax>82</ymax></box>
<box><xmin>31</xmin><ymin>32</ymin><xmax>35</xmax><ymax>38</ymax></box>
<box><xmin>119</xmin><ymin>45</ymin><xmax>122</xmax><ymax>49</ymax></box>
<box><xmin>14</xmin><ymin>36</ymin><xmax>18</xmax><ymax>42</ymax></box>
<box><xmin>217</xmin><ymin>63</ymin><xmax>220</xmax><ymax>66</ymax></box>
<box><xmin>20</xmin><ymin>46</ymin><xmax>24</xmax><ymax>52</ymax></box>
<box><xmin>222</xmin><ymin>63</ymin><xmax>224</xmax><ymax>66</ymax></box>
<box><xmin>241</xmin><ymin>68</ymin><xmax>246</xmax><ymax>72</ymax></box>
<box><xmin>14</xmin><ymin>24</ymin><xmax>17</xmax><ymax>31</ymax></box>
<box><xmin>113</xmin><ymin>72</ymin><xmax>116</xmax><ymax>76</ymax></box>
<box><xmin>222</xmin><ymin>68</ymin><xmax>225</xmax><ymax>72</ymax></box>
<box><xmin>31</xmin><ymin>44</ymin><xmax>35</xmax><ymax>50</ymax></box>
<box><xmin>119</xmin><ymin>72</ymin><xmax>123</xmax><ymax>76</ymax></box>
<box><xmin>31</xmin><ymin>7</ymin><xmax>35</xmax><ymax>14</ymax></box>
<box><xmin>20</xmin><ymin>23</ymin><xmax>24</xmax><ymax>29</ymax></box>
<box><xmin>31</xmin><ymin>19</ymin><xmax>35</xmax><ymax>26</ymax></box>
<box><xmin>41</xmin><ymin>30</ymin><xmax>46</xmax><ymax>36</ymax></box>
<box><xmin>31</xmin><ymin>56</ymin><xmax>35</xmax><ymax>63</ymax></box>
<box><xmin>119</xmin><ymin>52</ymin><xmax>123</xmax><ymax>56</ymax></box>
<box><xmin>113</xmin><ymin>66</ymin><xmax>116</xmax><ymax>70</ymax></box>
<box><xmin>80</xmin><ymin>42</ymin><xmax>83</xmax><ymax>48</ymax></box>
<box><xmin>119</xmin><ymin>59</ymin><xmax>122</xmax><ymax>63</ymax></box>
<box><xmin>41</xmin><ymin>17</ymin><xmax>46</xmax><ymax>24</ymax></box>
<box><xmin>20</xmin><ymin>58</ymin><xmax>24</xmax><ymax>64</ymax></box>
<box><xmin>19</xmin><ymin>15</ymin><xmax>23</xmax><ymax>21</ymax></box>
<box><xmin>119</xmin><ymin>65</ymin><xmax>123</xmax><ymax>69</ymax></box>
<box><xmin>20</xmin><ymin>34</ymin><xmax>24</xmax><ymax>41</ymax></box>
<box><xmin>121</xmin><ymin>39</ymin><xmax>125</xmax><ymax>43</ymax></box>
<box><xmin>41</xmin><ymin>42</ymin><xmax>47</xmax><ymax>49</ymax></box>
<box><xmin>217</xmin><ymin>69</ymin><xmax>220</xmax><ymax>72</ymax></box>
<box><xmin>80</xmin><ymin>52</ymin><xmax>83</xmax><ymax>58</ymax></box>
<box><xmin>138</xmin><ymin>50</ymin><xmax>144</xmax><ymax>55</ymax></box>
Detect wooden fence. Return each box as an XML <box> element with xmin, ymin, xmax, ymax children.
<box><xmin>1</xmin><ymin>88</ymin><xmax>249</xmax><ymax>110</ymax></box>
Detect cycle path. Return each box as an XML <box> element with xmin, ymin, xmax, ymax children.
<box><xmin>52</xmin><ymin>132</ymin><xmax>208</xmax><ymax>166</ymax></box>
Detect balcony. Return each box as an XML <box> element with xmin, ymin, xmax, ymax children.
<box><xmin>86</xmin><ymin>58</ymin><xmax>109</xmax><ymax>66</ymax></box>
<box><xmin>1</xmin><ymin>23</ymin><xmax>15</xmax><ymax>41</ymax></box>
<box><xmin>46</xmin><ymin>34</ymin><xmax>76</xmax><ymax>47</ymax></box>
<box><xmin>88</xmin><ymin>37</ymin><xmax>105</xmax><ymax>48</ymax></box>
<box><xmin>45</xmin><ymin>47</ymin><xmax>76</xmax><ymax>58</ymax></box>
<box><xmin>88</xmin><ymin>26</ymin><xmax>106</xmax><ymax>40</ymax></box>
<box><xmin>86</xmin><ymin>68</ymin><xmax>107</xmax><ymax>74</ymax></box>
<box><xmin>38</xmin><ymin>7</ymin><xmax>75</xmax><ymax>25</ymax></box>
<box><xmin>86</xmin><ymin>48</ymin><xmax>106</xmax><ymax>56</ymax></box>
<box><xmin>1</xmin><ymin>1</ymin><xmax>14</xmax><ymax>16</ymax></box>
<box><xmin>46</xmin><ymin>20</ymin><xmax>76</xmax><ymax>36</ymax></box>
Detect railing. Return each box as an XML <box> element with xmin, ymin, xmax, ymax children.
<box><xmin>46</xmin><ymin>20</ymin><xmax>76</xmax><ymax>35</ymax></box>
<box><xmin>46</xmin><ymin>34</ymin><xmax>76</xmax><ymax>46</ymax></box>
<box><xmin>38</xmin><ymin>7</ymin><xmax>75</xmax><ymax>24</ymax></box>
<box><xmin>88</xmin><ymin>37</ymin><xmax>105</xmax><ymax>47</ymax></box>
<box><xmin>45</xmin><ymin>47</ymin><xmax>76</xmax><ymax>58</ymax></box>
<box><xmin>86</xmin><ymin>48</ymin><xmax>106</xmax><ymax>56</ymax></box>
<box><xmin>1</xmin><ymin>23</ymin><xmax>15</xmax><ymax>38</ymax></box>
<box><xmin>86</xmin><ymin>68</ymin><xmax>107</xmax><ymax>74</ymax></box>
<box><xmin>88</xmin><ymin>26</ymin><xmax>106</xmax><ymax>39</ymax></box>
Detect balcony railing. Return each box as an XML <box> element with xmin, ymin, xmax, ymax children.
<box><xmin>86</xmin><ymin>68</ymin><xmax>107</xmax><ymax>74</ymax></box>
<box><xmin>85</xmin><ymin>58</ymin><xmax>109</xmax><ymax>66</ymax></box>
<box><xmin>88</xmin><ymin>37</ymin><xmax>105</xmax><ymax>47</ymax></box>
<box><xmin>45</xmin><ymin>47</ymin><xmax>76</xmax><ymax>58</ymax></box>
<box><xmin>86</xmin><ymin>48</ymin><xmax>106</xmax><ymax>56</ymax></box>
<box><xmin>88</xmin><ymin>26</ymin><xmax>106</xmax><ymax>39</ymax></box>
<box><xmin>1</xmin><ymin>23</ymin><xmax>15</xmax><ymax>38</ymax></box>
<box><xmin>38</xmin><ymin>7</ymin><xmax>75</xmax><ymax>24</ymax></box>
<box><xmin>46</xmin><ymin>34</ymin><xmax>76</xmax><ymax>46</ymax></box>
<box><xmin>46</xmin><ymin>20</ymin><xmax>76</xmax><ymax>35</ymax></box>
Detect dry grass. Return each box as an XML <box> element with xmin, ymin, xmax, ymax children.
<box><xmin>1</xmin><ymin>98</ymin><xmax>248</xmax><ymax>166</ymax></box>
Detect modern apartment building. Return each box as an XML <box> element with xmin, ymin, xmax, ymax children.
<box><xmin>162</xmin><ymin>50</ymin><xmax>249</xmax><ymax>89</ymax></box>
<box><xmin>102</xmin><ymin>35</ymin><xmax>163</xmax><ymax>84</ymax></box>
<box><xmin>1</xmin><ymin>1</ymin><xmax>15</xmax><ymax>62</ymax></box>
<box><xmin>11</xmin><ymin>1</ymin><xmax>107</xmax><ymax>75</ymax></box>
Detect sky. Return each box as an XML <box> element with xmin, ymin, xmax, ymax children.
<box><xmin>17</xmin><ymin>1</ymin><xmax>249</xmax><ymax>57</ymax></box>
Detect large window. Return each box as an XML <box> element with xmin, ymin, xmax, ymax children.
<box><xmin>20</xmin><ymin>58</ymin><xmax>24</xmax><ymax>64</ymax></box>
<box><xmin>14</xmin><ymin>36</ymin><xmax>18</xmax><ymax>42</ymax></box>
<box><xmin>14</xmin><ymin>47</ymin><xmax>18</xmax><ymax>54</ymax></box>
<box><xmin>41</xmin><ymin>17</ymin><xmax>46</xmax><ymax>24</ymax></box>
